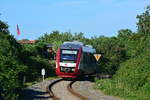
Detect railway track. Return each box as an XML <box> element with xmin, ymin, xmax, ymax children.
<box><xmin>67</xmin><ymin>79</ymin><xmax>90</xmax><ymax>100</ymax></box>
<box><xmin>47</xmin><ymin>79</ymin><xmax>63</xmax><ymax>100</ymax></box>
<box><xmin>47</xmin><ymin>78</ymin><xmax>89</xmax><ymax>100</ymax></box>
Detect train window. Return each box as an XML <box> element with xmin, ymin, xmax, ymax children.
<box><xmin>62</xmin><ymin>50</ymin><xmax>77</xmax><ymax>54</ymax></box>
<box><xmin>60</xmin><ymin>49</ymin><xmax>78</xmax><ymax>63</ymax></box>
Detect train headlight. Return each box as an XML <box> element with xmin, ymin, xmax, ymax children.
<box><xmin>72</xmin><ymin>68</ymin><xmax>75</xmax><ymax>71</ymax></box>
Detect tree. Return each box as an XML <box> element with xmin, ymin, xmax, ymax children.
<box><xmin>137</xmin><ymin>6</ymin><xmax>150</xmax><ymax>35</ymax></box>
<box><xmin>117</xmin><ymin>29</ymin><xmax>133</xmax><ymax>39</ymax></box>
<box><xmin>0</xmin><ymin>20</ymin><xmax>26</xmax><ymax>100</ymax></box>
<box><xmin>0</xmin><ymin>20</ymin><xmax>9</xmax><ymax>33</ymax></box>
<box><xmin>91</xmin><ymin>36</ymin><xmax>126</xmax><ymax>74</ymax></box>
<box><xmin>73</xmin><ymin>32</ymin><xmax>85</xmax><ymax>40</ymax></box>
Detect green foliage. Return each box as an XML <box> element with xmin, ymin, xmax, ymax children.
<box><xmin>96</xmin><ymin>52</ymin><xmax>150</xmax><ymax>100</ymax></box>
<box><xmin>26</xmin><ymin>56</ymin><xmax>55</xmax><ymax>81</ymax></box>
<box><xmin>115</xmin><ymin>52</ymin><xmax>150</xmax><ymax>91</ymax></box>
<box><xmin>52</xmin><ymin>41</ymin><xmax>63</xmax><ymax>51</ymax></box>
<box><xmin>0</xmin><ymin>21</ymin><xmax>26</xmax><ymax>100</ymax></box>
<box><xmin>91</xmin><ymin>36</ymin><xmax>127</xmax><ymax>74</ymax></box>
<box><xmin>137</xmin><ymin>6</ymin><xmax>150</xmax><ymax>34</ymax></box>
<box><xmin>38</xmin><ymin>30</ymin><xmax>90</xmax><ymax>51</ymax></box>
<box><xmin>0</xmin><ymin>20</ymin><xmax>9</xmax><ymax>33</ymax></box>
<box><xmin>20</xmin><ymin>43</ymin><xmax>56</xmax><ymax>82</ymax></box>
<box><xmin>123</xmin><ymin>33</ymin><xmax>150</xmax><ymax>58</ymax></box>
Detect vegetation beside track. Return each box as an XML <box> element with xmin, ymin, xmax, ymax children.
<box><xmin>0</xmin><ymin>21</ymin><xmax>26</xmax><ymax>100</ymax></box>
<box><xmin>95</xmin><ymin>53</ymin><xmax>150</xmax><ymax>100</ymax></box>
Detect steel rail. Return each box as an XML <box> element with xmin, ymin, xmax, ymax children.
<box><xmin>67</xmin><ymin>79</ymin><xmax>90</xmax><ymax>100</ymax></box>
<box><xmin>47</xmin><ymin>78</ymin><xmax>63</xmax><ymax>100</ymax></box>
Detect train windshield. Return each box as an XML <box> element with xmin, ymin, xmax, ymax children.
<box><xmin>60</xmin><ymin>50</ymin><xmax>78</xmax><ymax>63</ymax></box>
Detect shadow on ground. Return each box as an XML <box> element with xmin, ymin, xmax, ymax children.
<box><xmin>68</xmin><ymin>74</ymin><xmax>112</xmax><ymax>82</ymax></box>
<box><xmin>20</xmin><ymin>88</ymin><xmax>50</xmax><ymax>100</ymax></box>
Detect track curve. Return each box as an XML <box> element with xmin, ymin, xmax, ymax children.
<box><xmin>67</xmin><ymin>80</ymin><xmax>90</xmax><ymax>100</ymax></box>
<box><xmin>47</xmin><ymin>79</ymin><xmax>63</xmax><ymax>100</ymax></box>
<box><xmin>47</xmin><ymin>78</ymin><xmax>90</xmax><ymax>100</ymax></box>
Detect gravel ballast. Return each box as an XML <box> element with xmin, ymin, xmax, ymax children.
<box><xmin>22</xmin><ymin>78</ymin><xmax>122</xmax><ymax>100</ymax></box>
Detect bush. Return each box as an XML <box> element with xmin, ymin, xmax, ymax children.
<box><xmin>96</xmin><ymin>52</ymin><xmax>150</xmax><ymax>100</ymax></box>
<box><xmin>20</xmin><ymin>43</ymin><xmax>56</xmax><ymax>82</ymax></box>
<box><xmin>0</xmin><ymin>21</ymin><xmax>26</xmax><ymax>100</ymax></box>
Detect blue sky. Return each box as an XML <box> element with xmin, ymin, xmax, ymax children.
<box><xmin>0</xmin><ymin>0</ymin><xmax>149</xmax><ymax>40</ymax></box>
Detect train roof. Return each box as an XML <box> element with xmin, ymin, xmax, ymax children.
<box><xmin>83</xmin><ymin>45</ymin><xmax>96</xmax><ymax>53</ymax></box>
<box><xmin>60</xmin><ymin>41</ymin><xmax>96</xmax><ymax>53</ymax></box>
<box><xmin>60</xmin><ymin>41</ymin><xmax>82</xmax><ymax>50</ymax></box>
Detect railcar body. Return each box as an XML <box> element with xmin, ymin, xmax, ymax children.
<box><xmin>55</xmin><ymin>41</ymin><xmax>97</xmax><ymax>78</ymax></box>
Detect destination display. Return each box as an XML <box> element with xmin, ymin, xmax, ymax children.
<box><xmin>62</xmin><ymin>50</ymin><xmax>77</xmax><ymax>54</ymax></box>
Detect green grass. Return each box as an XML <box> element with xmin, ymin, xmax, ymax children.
<box><xmin>45</xmin><ymin>76</ymin><xmax>58</xmax><ymax>80</ymax></box>
<box><xmin>95</xmin><ymin>79</ymin><xmax>150</xmax><ymax>100</ymax></box>
<box><xmin>25</xmin><ymin>82</ymin><xmax>37</xmax><ymax>87</ymax></box>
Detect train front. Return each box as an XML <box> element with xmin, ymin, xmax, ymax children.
<box><xmin>55</xmin><ymin>43</ymin><xmax>82</xmax><ymax>78</ymax></box>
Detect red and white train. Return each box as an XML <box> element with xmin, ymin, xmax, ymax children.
<box><xmin>55</xmin><ymin>41</ymin><xmax>98</xmax><ymax>78</ymax></box>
